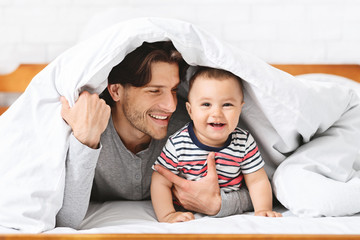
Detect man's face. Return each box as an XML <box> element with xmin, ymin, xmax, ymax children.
<box><xmin>121</xmin><ymin>61</ymin><xmax>180</xmax><ymax>140</ymax></box>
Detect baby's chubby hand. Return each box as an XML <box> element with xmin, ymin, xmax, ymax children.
<box><xmin>255</xmin><ymin>210</ymin><xmax>282</xmax><ymax>217</ymax></box>
<box><xmin>161</xmin><ymin>211</ymin><xmax>195</xmax><ymax>223</ymax></box>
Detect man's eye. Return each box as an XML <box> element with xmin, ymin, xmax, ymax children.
<box><xmin>149</xmin><ymin>89</ymin><xmax>160</xmax><ymax>93</ymax></box>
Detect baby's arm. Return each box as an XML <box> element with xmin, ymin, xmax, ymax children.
<box><xmin>151</xmin><ymin>170</ymin><xmax>194</xmax><ymax>223</ymax></box>
<box><xmin>243</xmin><ymin>168</ymin><xmax>282</xmax><ymax>217</ymax></box>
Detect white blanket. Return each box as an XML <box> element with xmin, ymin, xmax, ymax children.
<box><xmin>0</xmin><ymin>17</ymin><xmax>360</xmax><ymax>233</ymax></box>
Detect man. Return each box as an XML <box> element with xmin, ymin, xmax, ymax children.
<box><xmin>56</xmin><ymin>41</ymin><xmax>252</xmax><ymax>229</ymax></box>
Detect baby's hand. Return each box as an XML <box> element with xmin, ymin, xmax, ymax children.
<box><xmin>162</xmin><ymin>211</ymin><xmax>195</xmax><ymax>223</ymax></box>
<box><xmin>255</xmin><ymin>210</ymin><xmax>282</xmax><ymax>217</ymax></box>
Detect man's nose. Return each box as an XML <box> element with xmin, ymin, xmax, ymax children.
<box><xmin>160</xmin><ymin>92</ymin><xmax>177</xmax><ymax>112</ymax></box>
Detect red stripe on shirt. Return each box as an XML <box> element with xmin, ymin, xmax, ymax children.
<box><xmin>160</xmin><ymin>152</ymin><xmax>177</xmax><ymax>168</ymax></box>
<box><xmin>178</xmin><ymin>159</ymin><xmax>206</xmax><ymax>167</ymax></box>
<box><xmin>219</xmin><ymin>175</ymin><xmax>243</xmax><ymax>187</ymax></box>
<box><xmin>182</xmin><ymin>167</ymin><xmax>207</xmax><ymax>175</ymax></box>
<box><xmin>243</xmin><ymin>146</ymin><xmax>259</xmax><ymax>161</ymax></box>
<box><xmin>215</xmin><ymin>152</ymin><xmax>242</xmax><ymax>164</ymax></box>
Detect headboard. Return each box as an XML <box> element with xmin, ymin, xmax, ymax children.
<box><xmin>0</xmin><ymin>64</ymin><xmax>47</xmax><ymax>115</ymax></box>
<box><xmin>272</xmin><ymin>64</ymin><xmax>360</xmax><ymax>82</ymax></box>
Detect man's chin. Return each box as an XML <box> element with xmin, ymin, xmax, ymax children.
<box><xmin>149</xmin><ymin>128</ymin><xmax>168</xmax><ymax>140</ymax></box>
<box><xmin>151</xmin><ymin>133</ymin><xmax>167</xmax><ymax>140</ymax></box>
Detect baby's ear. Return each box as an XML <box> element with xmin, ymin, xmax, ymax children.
<box><xmin>108</xmin><ymin>84</ymin><xmax>123</xmax><ymax>102</ymax></box>
<box><xmin>185</xmin><ymin>102</ymin><xmax>193</xmax><ymax>119</ymax></box>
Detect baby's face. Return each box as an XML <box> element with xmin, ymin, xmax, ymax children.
<box><xmin>186</xmin><ymin>76</ymin><xmax>244</xmax><ymax>148</ymax></box>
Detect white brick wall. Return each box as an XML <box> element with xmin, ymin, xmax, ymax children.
<box><xmin>0</xmin><ymin>0</ymin><xmax>360</xmax><ymax>73</ymax></box>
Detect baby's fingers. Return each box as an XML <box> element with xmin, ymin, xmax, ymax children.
<box><xmin>274</xmin><ymin>211</ymin><xmax>283</xmax><ymax>217</ymax></box>
<box><xmin>254</xmin><ymin>211</ymin><xmax>267</xmax><ymax>217</ymax></box>
<box><xmin>179</xmin><ymin>212</ymin><xmax>195</xmax><ymax>222</ymax></box>
<box><xmin>265</xmin><ymin>211</ymin><xmax>282</xmax><ymax>217</ymax></box>
<box><xmin>174</xmin><ymin>212</ymin><xmax>195</xmax><ymax>223</ymax></box>
<box><xmin>255</xmin><ymin>210</ymin><xmax>283</xmax><ymax>217</ymax></box>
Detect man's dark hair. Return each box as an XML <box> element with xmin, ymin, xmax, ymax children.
<box><xmin>101</xmin><ymin>41</ymin><xmax>188</xmax><ymax>107</ymax></box>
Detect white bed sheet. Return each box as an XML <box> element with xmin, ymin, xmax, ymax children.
<box><xmin>44</xmin><ymin>201</ymin><xmax>360</xmax><ymax>235</ymax></box>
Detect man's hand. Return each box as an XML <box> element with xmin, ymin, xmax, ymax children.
<box><xmin>154</xmin><ymin>152</ymin><xmax>221</xmax><ymax>216</ymax></box>
<box><xmin>60</xmin><ymin>91</ymin><xmax>111</xmax><ymax>149</ymax></box>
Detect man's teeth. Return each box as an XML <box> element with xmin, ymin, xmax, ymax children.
<box><xmin>150</xmin><ymin>114</ymin><xmax>167</xmax><ymax>120</ymax></box>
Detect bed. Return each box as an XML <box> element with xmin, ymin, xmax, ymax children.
<box><xmin>1</xmin><ymin>63</ymin><xmax>359</xmax><ymax>239</ymax></box>
<box><xmin>1</xmin><ymin>18</ymin><xmax>360</xmax><ymax>239</ymax></box>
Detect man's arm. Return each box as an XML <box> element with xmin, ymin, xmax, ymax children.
<box><xmin>154</xmin><ymin>152</ymin><xmax>253</xmax><ymax>217</ymax></box>
<box><xmin>56</xmin><ymin>134</ymin><xmax>100</xmax><ymax>228</ymax></box>
<box><xmin>56</xmin><ymin>92</ymin><xmax>111</xmax><ymax>228</ymax></box>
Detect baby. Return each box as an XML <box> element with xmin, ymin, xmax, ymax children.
<box><xmin>151</xmin><ymin>66</ymin><xmax>282</xmax><ymax>223</ymax></box>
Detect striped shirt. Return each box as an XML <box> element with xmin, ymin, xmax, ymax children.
<box><xmin>153</xmin><ymin>122</ymin><xmax>264</xmax><ymax>192</ymax></box>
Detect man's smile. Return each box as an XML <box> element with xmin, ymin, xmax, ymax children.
<box><xmin>149</xmin><ymin>114</ymin><xmax>169</xmax><ymax>120</ymax></box>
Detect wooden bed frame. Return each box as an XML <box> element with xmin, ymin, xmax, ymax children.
<box><xmin>1</xmin><ymin>64</ymin><xmax>360</xmax><ymax>239</ymax></box>
<box><xmin>0</xmin><ymin>234</ymin><xmax>360</xmax><ymax>240</ymax></box>
<box><xmin>0</xmin><ymin>64</ymin><xmax>47</xmax><ymax>115</ymax></box>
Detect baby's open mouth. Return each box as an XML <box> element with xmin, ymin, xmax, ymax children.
<box><xmin>210</xmin><ymin>123</ymin><xmax>225</xmax><ymax>127</ymax></box>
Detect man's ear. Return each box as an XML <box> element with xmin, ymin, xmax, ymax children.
<box><xmin>108</xmin><ymin>84</ymin><xmax>123</xmax><ymax>102</ymax></box>
<box><xmin>186</xmin><ymin>102</ymin><xmax>193</xmax><ymax>120</ymax></box>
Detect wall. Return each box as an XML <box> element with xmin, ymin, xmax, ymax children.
<box><xmin>1</xmin><ymin>0</ymin><xmax>360</xmax><ymax>73</ymax></box>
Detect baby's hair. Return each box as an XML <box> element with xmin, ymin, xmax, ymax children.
<box><xmin>188</xmin><ymin>66</ymin><xmax>244</xmax><ymax>96</ymax></box>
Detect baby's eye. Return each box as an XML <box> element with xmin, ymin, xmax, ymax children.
<box><xmin>201</xmin><ymin>102</ymin><xmax>211</xmax><ymax>107</ymax></box>
<box><xmin>223</xmin><ymin>103</ymin><xmax>233</xmax><ymax>107</ymax></box>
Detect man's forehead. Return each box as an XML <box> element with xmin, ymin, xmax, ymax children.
<box><xmin>150</xmin><ymin>61</ymin><xmax>179</xmax><ymax>71</ymax></box>
<box><xmin>145</xmin><ymin>62</ymin><xmax>180</xmax><ymax>87</ymax></box>
<box><xmin>144</xmin><ymin>82</ymin><xmax>180</xmax><ymax>88</ymax></box>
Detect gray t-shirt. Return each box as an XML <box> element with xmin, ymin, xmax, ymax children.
<box><xmin>91</xmin><ymin>117</ymin><xmax>168</xmax><ymax>202</ymax></box>
<box><xmin>56</xmin><ymin>96</ymin><xmax>252</xmax><ymax>229</ymax></box>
